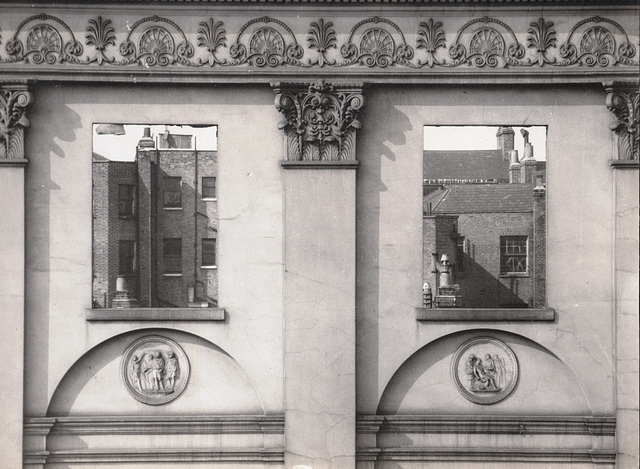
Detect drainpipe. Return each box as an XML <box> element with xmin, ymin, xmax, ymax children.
<box><xmin>193</xmin><ymin>137</ymin><xmax>198</xmax><ymax>302</ymax></box>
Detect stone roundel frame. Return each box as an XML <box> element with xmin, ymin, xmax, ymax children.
<box><xmin>121</xmin><ymin>335</ymin><xmax>190</xmax><ymax>405</ymax></box>
<box><xmin>451</xmin><ymin>336</ymin><xmax>519</xmax><ymax>405</ymax></box>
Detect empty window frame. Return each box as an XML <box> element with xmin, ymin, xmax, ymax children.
<box><xmin>163</xmin><ymin>177</ymin><xmax>182</xmax><ymax>208</ymax></box>
<box><xmin>500</xmin><ymin>236</ymin><xmax>528</xmax><ymax>275</ymax></box>
<box><xmin>202</xmin><ymin>238</ymin><xmax>217</xmax><ymax>267</ymax></box>
<box><xmin>163</xmin><ymin>238</ymin><xmax>182</xmax><ymax>274</ymax></box>
<box><xmin>202</xmin><ymin>177</ymin><xmax>216</xmax><ymax>199</ymax></box>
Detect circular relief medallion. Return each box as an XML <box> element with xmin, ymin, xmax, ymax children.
<box><xmin>451</xmin><ymin>337</ymin><xmax>518</xmax><ymax>405</ymax></box>
<box><xmin>121</xmin><ymin>335</ymin><xmax>190</xmax><ymax>405</ymax></box>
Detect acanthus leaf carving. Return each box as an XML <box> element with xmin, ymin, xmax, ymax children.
<box><xmin>307</xmin><ymin>19</ymin><xmax>337</xmax><ymax>67</ymax></box>
<box><xmin>526</xmin><ymin>18</ymin><xmax>557</xmax><ymax>66</ymax></box>
<box><xmin>605</xmin><ymin>82</ymin><xmax>639</xmax><ymax>161</ymax></box>
<box><xmin>85</xmin><ymin>16</ymin><xmax>116</xmax><ymax>65</ymax></box>
<box><xmin>416</xmin><ymin>19</ymin><xmax>446</xmax><ymax>67</ymax></box>
<box><xmin>0</xmin><ymin>85</ymin><xmax>33</xmax><ymax>160</ymax></box>
<box><xmin>273</xmin><ymin>80</ymin><xmax>363</xmax><ymax>162</ymax></box>
<box><xmin>196</xmin><ymin>18</ymin><xmax>227</xmax><ymax>66</ymax></box>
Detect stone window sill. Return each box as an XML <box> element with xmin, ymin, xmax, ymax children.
<box><xmin>162</xmin><ymin>273</ymin><xmax>183</xmax><ymax>277</ymax></box>
<box><xmin>86</xmin><ymin>308</ymin><xmax>226</xmax><ymax>322</ymax></box>
<box><xmin>201</xmin><ymin>265</ymin><xmax>217</xmax><ymax>269</ymax></box>
<box><xmin>163</xmin><ymin>207</ymin><xmax>183</xmax><ymax>211</ymax></box>
<box><xmin>416</xmin><ymin>308</ymin><xmax>555</xmax><ymax>321</ymax></box>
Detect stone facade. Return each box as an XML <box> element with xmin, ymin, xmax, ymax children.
<box><xmin>0</xmin><ymin>2</ymin><xmax>637</xmax><ymax>469</ymax></box>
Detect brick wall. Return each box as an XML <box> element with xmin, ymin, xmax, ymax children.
<box><xmin>456</xmin><ymin>211</ymin><xmax>534</xmax><ymax>308</ymax></box>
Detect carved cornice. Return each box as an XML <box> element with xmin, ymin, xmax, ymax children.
<box><xmin>272</xmin><ymin>81</ymin><xmax>364</xmax><ymax>162</ymax></box>
<box><xmin>0</xmin><ymin>84</ymin><xmax>32</xmax><ymax>160</ymax></box>
<box><xmin>605</xmin><ymin>81</ymin><xmax>639</xmax><ymax>161</ymax></box>
<box><xmin>0</xmin><ymin>13</ymin><xmax>637</xmax><ymax>83</ymax></box>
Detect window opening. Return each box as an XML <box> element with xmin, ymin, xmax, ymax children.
<box><xmin>118</xmin><ymin>184</ymin><xmax>135</xmax><ymax>218</ymax></box>
<box><xmin>92</xmin><ymin>124</ymin><xmax>218</xmax><ymax>309</ymax></box>
<box><xmin>202</xmin><ymin>238</ymin><xmax>217</xmax><ymax>267</ymax></box>
<box><xmin>202</xmin><ymin>177</ymin><xmax>216</xmax><ymax>199</ymax></box>
<box><xmin>163</xmin><ymin>177</ymin><xmax>182</xmax><ymax>209</ymax></box>
<box><xmin>423</xmin><ymin>125</ymin><xmax>546</xmax><ymax>309</ymax></box>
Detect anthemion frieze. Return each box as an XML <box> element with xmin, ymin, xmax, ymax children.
<box><xmin>0</xmin><ymin>9</ymin><xmax>637</xmax><ymax>83</ymax></box>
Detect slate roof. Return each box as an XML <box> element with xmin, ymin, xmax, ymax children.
<box><xmin>423</xmin><ymin>150</ymin><xmax>509</xmax><ymax>182</ymax></box>
<box><xmin>423</xmin><ymin>183</ymin><xmax>535</xmax><ymax>214</ymax></box>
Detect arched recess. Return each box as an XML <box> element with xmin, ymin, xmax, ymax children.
<box><xmin>47</xmin><ymin>328</ymin><xmax>264</xmax><ymax>416</ymax></box>
<box><xmin>377</xmin><ymin>329</ymin><xmax>591</xmax><ymax>416</ymax></box>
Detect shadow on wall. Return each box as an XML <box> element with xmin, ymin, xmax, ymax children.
<box><xmin>24</xmin><ymin>86</ymin><xmax>82</xmax><ymax>414</ymax></box>
<box><xmin>458</xmin><ymin>254</ymin><xmax>529</xmax><ymax>308</ymax></box>
<box><xmin>47</xmin><ymin>328</ymin><xmax>264</xmax><ymax>416</ymax></box>
<box><xmin>356</xmin><ymin>98</ymin><xmax>413</xmax><ymax>413</ymax></box>
<box><xmin>377</xmin><ymin>329</ymin><xmax>591</xmax><ymax>416</ymax></box>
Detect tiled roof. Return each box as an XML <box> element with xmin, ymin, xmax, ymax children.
<box><xmin>424</xmin><ymin>183</ymin><xmax>535</xmax><ymax>214</ymax></box>
<box><xmin>423</xmin><ymin>150</ymin><xmax>509</xmax><ymax>182</ymax></box>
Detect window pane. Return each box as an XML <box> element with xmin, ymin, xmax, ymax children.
<box><xmin>163</xmin><ymin>177</ymin><xmax>182</xmax><ymax>208</ymax></box>
<box><xmin>202</xmin><ymin>177</ymin><xmax>216</xmax><ymax>199</ymax></box>
<box><xmin>163</xmin><ymin>238</ymin><xmax>182</xmax><ymax>273</ymax></box>
<box><xmin>202</xmin><ymin>238</ymin><xmax>216</xmax><ymax>266</ymax></box>
<box><xmin>118</xmin><ymin>184</ymin><xmax>134</xmax><ymax>217</ymax></box>
<box><xmin>500</xmin><ymin>236</ymin><xmax>528</xmax><ymax>274</ymax></box>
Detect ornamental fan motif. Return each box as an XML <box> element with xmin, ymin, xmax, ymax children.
<box><xmin>249</xmin><ymin>27</ymin><xmax>285</xmax><ymax>56</ymax></box>
<box><xmin>469</xmin><ymin>28</ymin><xmax>505</xmax><ymax>56</ymax></box>
<box><xmin>579</xmin><ymin>26</ymin><xmax>615</xmax><ymax>55</ymax></box>
<box><xmin>139</xmin><ymin>27</ymin><xmax>175</xmax><ymax>55</ymax></box>
<box><xmin>359</xmin><ymin>29</ymin><xmax>394</xmax><ymax>57</ymax></box>
<box><xmin>26</xmin><ymin>24</ymin><xmax>62</xmax><ymax>53</ymax></box>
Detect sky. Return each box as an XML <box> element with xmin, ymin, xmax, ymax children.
<box><xmin>93</xmin><ymin>124</ymin><xmax>218</xmax><ymax>161</ymax></box>
<box><xmin>424</xmin><ymin>126</ymin><xmax>547</xmax><ymax>161</ymax></box>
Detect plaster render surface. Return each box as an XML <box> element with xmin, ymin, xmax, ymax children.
<box><xmin>24</xmin><ymin>84</ymin><xmax>284</xmax><ymax>416</ymax></box>
<box><xmin>356</xmin><ymin>85</ymin><xmax>617</xmax><ymax>416</ymax></box>
<box><xmin>284</xmin><ymin>168</ymin><xmax>357</xmax><ymax>469</ymax></box>
<box><xmin>0</xmin><ymin>166</ymin><xmax>25</xmax><ymax>469</ymax></box>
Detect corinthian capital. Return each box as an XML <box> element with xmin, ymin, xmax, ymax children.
<box><xmin>272</xmin><ymin>81</ymin><xmax>363</xmax><ymax>162</ymax></box>
<box><xmin>605</xmin><ymin>82</ymin><xmax>639</xmax><ymax>161</ymax></box>
<box><xmin>0</xmin><ymin>85</ymin><xmax>33</xmax><ymax>160</ymax></box>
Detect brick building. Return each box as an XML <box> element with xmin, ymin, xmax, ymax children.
<box><xmin>423</xmin><ymin>128</ymin><xmax>546</xmax><ymax>308</ymax></box>
<box><xmin>92</xmin><ymin>127</ymin><xmax>218</xmax><ymax>308</ymax></box>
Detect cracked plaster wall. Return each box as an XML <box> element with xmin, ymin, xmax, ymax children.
<box><xmin>356</xmin><ymin>84</ymin><xmax>618</xmax><ymax>416</ymax></box>
<box><xmin>24</xmin><ymin>83</ymin><xmax>285</xmax><ymax>416</ymax></box>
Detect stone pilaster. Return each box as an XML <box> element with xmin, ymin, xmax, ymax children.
<box><xmin>274</xmin><ymin>81</ymin><xmax>363</xmax><ymax>469</ymax></box>
<box><xmin>0</xmin><ymin>83</ymin><xmax>32</xmax><ymax>468</ymax></box>
<box><xmin>605</xmin><ymin>82</ymin><xmax>639</xmax><ymax>162</ymax></box>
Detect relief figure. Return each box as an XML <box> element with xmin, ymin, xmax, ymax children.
<box><xmin>465</xmin><ymin>353</ymin><xmax>501</xmax><ymax>392</ymax></box>
<box><xmin>165</xmin><ymin>351</ymin><xmax>179</xmax><ymax>391</ymax></box>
